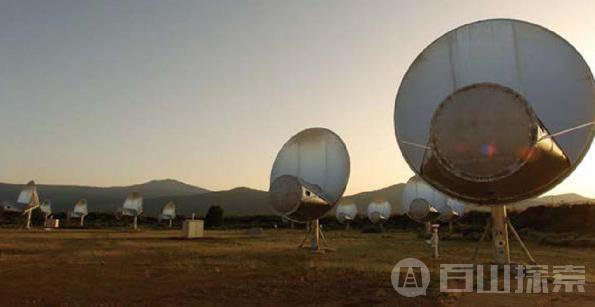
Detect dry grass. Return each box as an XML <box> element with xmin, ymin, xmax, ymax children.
<box><xmin>0</xmin><ymin>228</ymin><xmax>594</xmax><ymax>306</ymax></box>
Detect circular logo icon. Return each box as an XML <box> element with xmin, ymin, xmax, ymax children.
<box><xmin>391</xmin><ymin>258</ymin><xmax>430</xmax><ymax>297</ymax></box>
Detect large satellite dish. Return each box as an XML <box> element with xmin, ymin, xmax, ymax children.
<box><xmin>159</xmin><ymin>201</ymin><xmax>176</xmax><ymax>228</ymax></box>
<box><xmin>2</xmin><ymin>181</ymin><xmax>41</xmax><ymax>229</ymax></box>
<box><xmin>395</xmin><ymin>19</ymin><xmax>594</xmax><ymax>205</ymax></box>
<box><xmin>69</xmin><ymin>199</ymin><xmax>89</xmax><ymax>227</ymax></box>
<box><xmin>269</xmin><ymin>127</ymin><xmax>350</xmax><ymax>251</ymax></box>
<box><xmin>335</xmin><ymin>199</ymin><xmax>357</xmax><ymax>230</ymax></box>
<box><xmin>366</xmin><ymin>198</ymin><xmax>392</xmax><ymax>225</ymax></box>
<box><xmin>394</xmin><ymin>19</ymin><xmax>594</xmax><ymax>265</ymax></box>
<box><xmin>122</xmin><ymin>192</ymin><xmax>143</xmax><ymax>230</ymax></box>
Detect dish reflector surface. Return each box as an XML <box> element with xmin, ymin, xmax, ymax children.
<box><xmin>123</xmin><ymin>192</ymin><xmax>143</xmax><ymax>216</ymax></box>
<box><xmin>336</xmin><ymin>199</ymin><xmax>357</xmax><ymax>223</ymax></box>
<box><xmin>72</xmin><ymin>199</ymin><xmax>88</xmax><ymax>217</ymax></box>
<box><xmin>402</xmin><ymin>176</ymin><xmax>447</xmax><ymax>222</ymax></box>
<box><xmin>367</xmin><ymin>198</ymin><xmax>392</xmax><ymax>224</ymax></box>
<box><xmin>269</xmin><ymin>128</ymin><xmax>350</xmax><ymax>222</ymax></box>
<box><xmin>17</xmin><ymin>181</ymin><xmax>39</xmax><ymax>207</ymax></box>
<box><xmin>395</xmin><ymin>19</ymin><xmax>595</xmax><ymax>204</ymax></box>
<box><xmin>40</xmin><ymin>201</ymin><xmax>52</xmax><ymax>215</ymax></box>
<box><xmin>160</xmin><ymin>202</ymin><xmax>176</xmax><ymax>219</ymax></box>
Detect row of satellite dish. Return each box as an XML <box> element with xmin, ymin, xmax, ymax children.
<box><xmin>269</xmin><ymin>19</ymin><xmax>594</xmax><ymax>263</ymax></box>
<box><xmin>336</xmin><ymin>176</ymin><xmax>466</xmax><ymax>227</ymax></box>
<box><xmin>0</xmin><ymin>181</ymin><xmax>177</xmax><ymax>229</ymax></box>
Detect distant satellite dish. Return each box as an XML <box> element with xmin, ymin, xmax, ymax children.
<box><xmin>69</xmin><ymin>199</ymin><xmax>89</xmax><ymax>227</ymax></box>
<box><xmin>402</xmin><ymin>176</ymin><xmax>445</xmax><ymax>223</ymax></box>
<box><xmin>402</xmin><ymin>176</ymin><xmax>465</xmax><ymax>223</ymax></box>
<box><xmin>6</xmin><ymin>181</ymin><xmax>41</xmax><ymax>229</ymax></box>
<box><xmin>39</xmin><ymin>200</ymin><xmax>52</xmax><ymax>215</ymax></box>
<box><xmin>122</xmin><ymin>192</ymin><xmax>143</xmax><ymax>230</ymax></box>
<box><xmin>395</xmin><ymin>19</ymin><xmax>595</xmax><ymax>205</ymax></box>
<box><xmin>335</xmin><ymin>199</ymin><xmax>357</xmax><ymax>227</ymax></box>
<box><xmin>40</xmin><ymin>200</ymin><xmax>52</xmax><ymax>226</ymax></box>
<box><xmin>159</xmin><ymin>201</ymin><xmax>176</xmax><ymax>228</ymax></box>
<box><xmin>269</xmin><ymin>127</ymin><xmax>350</xmax><ymax>251</ymax></box>
<box><xmin>440</xmin><ymin>199</ymin><xmax>465</xmax><ymax>223</ymax></box>
<box><xmin>367</xmin><ymin>198</ymin><xmax>392</xmax><ymax>225</ymax></box>
<box><xmin>17</xmin><ymin>180</ymin><xmax>40</xmax><ymax>209</ymax></box>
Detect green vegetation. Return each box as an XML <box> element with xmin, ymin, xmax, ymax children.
<box><xmin>205</xmin><ymin>205</ymin><xmax>224</xmax><ymax>228</ymax></box>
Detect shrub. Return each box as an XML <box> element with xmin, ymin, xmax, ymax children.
<box><xmin>205</xmin><ymin>205</ymin><xmax>224</xmax><ymax>228</ymax></box>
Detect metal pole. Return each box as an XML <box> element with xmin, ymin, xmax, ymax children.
<box><xmin>133</xmin><ymin>215</ymin><xmax>138</xmax><ymax>230</ymax></box>
<box><xmin>507</xmin><ymin>220</ymin><xmax>537</xmax><ymax>265</ymax></box>
<box><xmin>491</xmin><ymin>205</ymin><xmax>510</xmax><ymax>265</ymax></box>
<box><xmin>80</xmin><ymin>216</ymin><xmax>84</xmax><ymax>227</ymax></box>
<box><xmin>311</xmin><ymin>219</ymin><xmax>320</xmax><ymax>251</ymax></box>
<box><xmin>471</xmin><ymin>218</ymin><xmax>491</xmax><ymax>262</ymax></box>
<box><xmin>26</xmin><ymin>210</ymin><xmax>32</xmax><ymax>229</ymax></box>
<box><xmin>432</xmin><ymin>224</ymin><xmax>439</xmax><ymax>258</ymax></box>
<box><xmin>169</xmin><ymin>219</ymin><xmax>173</xmax><ymax>228</ymax></box>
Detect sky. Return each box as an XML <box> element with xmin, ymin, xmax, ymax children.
<box><xmin>0</xmin><ymin>0</ymin><xmax>593</xmax><ymax>198</ymax></box>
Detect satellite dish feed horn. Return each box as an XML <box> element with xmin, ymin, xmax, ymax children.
<box><xmin>269</xmin><ymin>128</ymin><xmax>350</xmax><ymax>252</ymax></box>
<box><xmin>395</xmin><ymin>19</ymin><xmax>595</xmax><ymax>265</ymax></box>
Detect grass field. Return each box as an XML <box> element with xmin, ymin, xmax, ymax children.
<box><xmin>0</xmin><ymin>228</ymin><xmax>594</xmax><ymax>306</ymax></box>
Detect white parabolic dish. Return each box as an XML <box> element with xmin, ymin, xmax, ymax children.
<box><xmin>160</xmin><ymin>202</ymin><xmax>176</xmax><ymax>219</ymax></box>
<box><xmin>367</xmin><ymin>199</ymin><xmax>392</xmax><ymax>224</ymax></box>
<box><xmin>269</xmin><ymin>128</ymin><xmax>350</xmax><ymax>222</ymax></box>
<box><xmin>336</xmin><ymin>199</ymin><xmax>358</xmax><ymax>223</ymax></box>
<box><xmin>122</xmin><ymin>192</ymin><xmax>143</xmax><ymax>216</ymax></box>
<box><xmin>402</xmin><ymin>176</ymin><xmax>447</xmax><ymax>222</ymax></box>
<box><xmin>72</xmin><ymin>199</ymin><xmax>88</xmax><ymax>217</ymax></box>
<box><xmin>40</xmin><ymin>201</ymin><xmax>52</xmax><ymax>215</ymax></box>
<box><xmin>395</xmin><ymin>19</ymin><xmax>595</xmax><ymax>204</ymax></box>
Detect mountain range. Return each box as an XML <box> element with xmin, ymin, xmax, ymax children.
<box><xmin>0</xmin><ymin>179</ymin><xmax>592</xmax><ymax>217</ymax></box>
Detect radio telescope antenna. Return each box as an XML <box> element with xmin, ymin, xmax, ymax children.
<box><xmin>8</xmin><ymin>181</ymin><xmax>41</xmax><ymax>229</ymax></box>
<box><xmin>366</xmin><ymin>198</ymin><xmax>392</xmax><ymax>232</ymax></box>
<box><xmin>395</xmin><ymin>19</ymin><xmax>594</xmax><ymax>265</ymax></box>
<box><xmin>69</xmin><ymin>199</ymin><xmax>89</xmax><ymax>227</ymax></box>
<box><xmin>269</xmin><ymin>128</ymin><xmax>350</xmax><ymax>252</ymax></box>
<box><xmin>159</xmin><ymin>201</ymin><xmax>176</xmax><ymax>228</ymax></box>
<box><xmin>39</xmin><ymin>200</ymin><xmax>52</xmax><ymax>227</ymax></box>
<box><xmin>335</xmin><ymin>199</ymin><xmax>357</xmax><ymax>230</ymax></box>
<box><xmin>122</xmin><ymin>192</ymin><xmax>143</xmax><ymax>230</ymax></box>
<box><xmin>402</xmin><ymin>176</ymin><xmax>466</xmax><ymax>257</ymax></box>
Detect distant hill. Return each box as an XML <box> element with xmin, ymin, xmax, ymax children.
<box><xmin>145</xmin><ymin>184</ymin><xmax>407</xmax><ymax>218</ymax></box>
<box><xmin>144</xmin><ymin>187</ymin><xmax>271</xmax><ymax>217</ymax></box>
<box><xmin>339</xmin><ymin>183</ymin><xmax>406</xmax><ymax>216</ymax></box>
<box><xmin>465</xmin><ymin>193</ymin><xmax>595</xmax><ymax>212</ymax></box>
<box><xmin>0</xmin><ymin>179</ymin><xmax>209</xmax><ymax>213</ymax></box>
